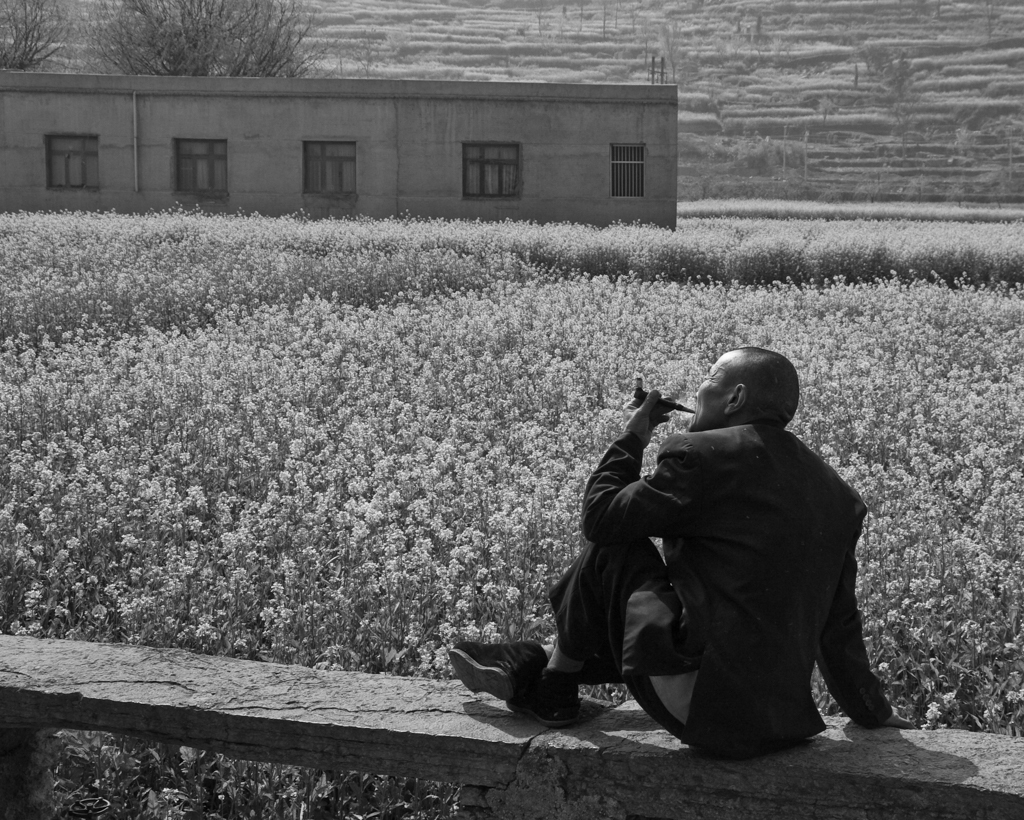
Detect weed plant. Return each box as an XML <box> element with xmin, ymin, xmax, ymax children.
<box><xmin>1</xmin><ymin>213</ymin><xmax>1022</xmax><ymax>817</ymax></box>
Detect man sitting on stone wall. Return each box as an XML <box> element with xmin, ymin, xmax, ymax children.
<box><xmin>450</xmin><ymin>347</ymin><xmax>914</xmax><ymax>759</ymax></box>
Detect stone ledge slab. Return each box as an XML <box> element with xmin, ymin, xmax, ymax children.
<box><xmin>483</xmin><ymin>701</ymin><xmax>1024</xmax><ymax>819</ymax></box>
<box><xmin>2</xmin><ymin>636</ymin><xmax>1023</xmax><ymax>819</ymax></box>
<box><xmin>0</xmin><ymin>635</ymin><xmax>541</xmax><ymax>787</ymax></box>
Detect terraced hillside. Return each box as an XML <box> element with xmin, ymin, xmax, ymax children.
<box><xmin>310</xmin><ymin>0</ymin><xmax>1024</xmax><ymax>203</ymax></box>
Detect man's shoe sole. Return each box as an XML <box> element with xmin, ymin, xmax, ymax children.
<box><xmin>507</xmin><ymin>700</ymin><xmax>580</xmax><ymax>728</ymax></box>
<box><xmin>448</xmin><ymin>648</ymin><xmax>515</xmax><ymax>701</ymax></box>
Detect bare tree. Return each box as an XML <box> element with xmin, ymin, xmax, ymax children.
<box><xmin>818</xmin><ymin>94</ymin><xmax>837</xmax><ymax>124</ymax></box>
<box><xmin>0</xmin><ymin>0</ymin><xmax>69</xmax><ymax>69</ymax></box>
<box><xmin>658</xmin><ymin>19</ymin><xmax>684</xmax><ymax>83</ymax></box>
<box><xmin>534</xmin><ymin>0</ymin><xmax>549</xmax><ymax>36</ymax></box>
<box><xmin>883</xmin><ymin>53</ymin><xmax>916</xmax><ymax>158</ymax></box>
<box><xmin>347</xmin><ymin>29</ymin><xmax>384</xmax><ymax>78</ymax></box>
<box><xmin>627</xmin><ymin>0</ymin><xmax>643</xmax><ymax>34</ymax></box>
<box><xmin>89</xmin><ymin>0</ymin><xmax>324</xmax><ymax>77</ymax></box>
<box><xmin>859</xmin><ymin>45</ymin><xmax>918</xmax><ymax>158</ymax></box>
<box><xmin>982</xmin><ymin>0</ymin><xmax>999</xmax><ymax>41</ymax></box>
<box><xmin>993</xmin><ymin>116</ymin><xmax>1023</xmax><ymax>190</ymax></box>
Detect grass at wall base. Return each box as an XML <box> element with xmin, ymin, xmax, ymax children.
<box><xmin>1</xmin><ymin>210</ymin><xmax>1021</xmax><ymax>819</ymax></box>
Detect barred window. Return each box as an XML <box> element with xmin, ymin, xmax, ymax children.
<box><xmin>611</xmin><ymin>144</ymin><xmax>645</xmax><ymax>197</ymax></box>
<box><xmin>304</xmin><ymin>141</ymin><xmax>356</xmax><ymax>194</ymax></box>
<box><xmin>46</xmin><ymin>135</ymin><xmax>99</xmax><ymax>189</ymax></box>
<box><xmin>463</xmin><ymin>143</ymin><xmax>519</xmax><ymax>197</ymax></box>
<box><xmin>175</xmin><ymin>139</ymin><xmax>227</xmax><ymax>193</ymax></box>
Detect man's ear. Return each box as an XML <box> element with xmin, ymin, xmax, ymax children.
<box><xmin>723</xmin><ymin>383</ymin><xmax>747</xmax><ymax>416</ymax></box>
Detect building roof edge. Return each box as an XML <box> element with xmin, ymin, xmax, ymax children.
<box><xmin>0</xmin><ymin>71</ymin><xmax>678</xmax><ymax>104</ymax></box>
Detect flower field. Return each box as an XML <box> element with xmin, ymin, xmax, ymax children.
<box><xmin>1</xmin><ymin>210</ymin><xmax>1023</xmax><ymax>817</ymax></box>
<box><xmin>3</xmin><ymin>210</ymin><xmax>1024</xmax><ymax>349</ymax></box>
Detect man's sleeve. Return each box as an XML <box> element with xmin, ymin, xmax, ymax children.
<box><xmin>817</xmin><ymin>539</ymin><xmax>893</xmax><ymax>728</ymax></box>
<box><xmin>580</xmin><ymin>432</ymin><xmax>701</xmax><ymax>544</ymax></box>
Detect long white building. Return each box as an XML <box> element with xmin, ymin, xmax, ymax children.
<box><xmin>0</xmin><ymin>72</ymin><xmax>677</xmax><ymax>227</ymax></box>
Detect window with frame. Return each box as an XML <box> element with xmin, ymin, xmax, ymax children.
<box><xmin>46</xmin><ymin>135</ymin><xmax>99</xmax><ymax>189</ymax></box>
<box><xmin>463</xmin><ymin>143</ymin><xmax>519</xmax><ymax>198</ymax></box>
<box><xmin>175</xmin><ymin>139</ymin><xmax>228</xmax><ymax>193</ymax></box>
<box><xmin>611</xmin><ymin>144</ymin><xmax>645</xmax><ymax>197</ymax></box>
<box><xmin>303</xmin><ymin>141</ymin><xmax>356</xmax><ymax>194</ymax></box>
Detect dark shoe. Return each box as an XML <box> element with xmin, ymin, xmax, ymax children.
<box><xmin>508</xmin><ymin>668</ymin><xmax>581</xmax><ymax>728</ymax></box>
<box><xmin>449</xmin><ymin>641</ymin><xmax>548</xmax><ymax>701</ymax></box>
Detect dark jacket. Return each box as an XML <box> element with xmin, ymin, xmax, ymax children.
<box><xmin>581</xmin><ymin>424</ymin><xmax>892</xmax><ymax>758</ymax></box>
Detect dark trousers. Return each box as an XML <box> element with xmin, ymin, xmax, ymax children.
<box><xmin>548</xmin><ymin>536</ymin><xmax>696</xmax><ymax>739</ymax></box>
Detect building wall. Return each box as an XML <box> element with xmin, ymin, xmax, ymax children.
<box><xmin>0</xmin><ymin>73</ymin><xmax>677</xmax><ymax>227</ymax></box>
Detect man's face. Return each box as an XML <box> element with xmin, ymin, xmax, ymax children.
<box><xmin>688</xmin><ymin>352</ymin><xmax>740</xmax><ymax>433</ymax></box>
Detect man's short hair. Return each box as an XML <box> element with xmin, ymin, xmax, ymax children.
<box><xmin>728</xmin><ymin>347</ymin><xmax>800</xmax><ymax>426</ymax></box>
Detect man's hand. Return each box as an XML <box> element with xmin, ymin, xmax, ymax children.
<box><xmin>625</xmin><ymin>389</ymin><xmax>673</xmax><ymax>448</ymax></box>
<box><xmin>883</xmin><ymin>712</ymin><xmax>917</xmax><ymax>729</ymax></box>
